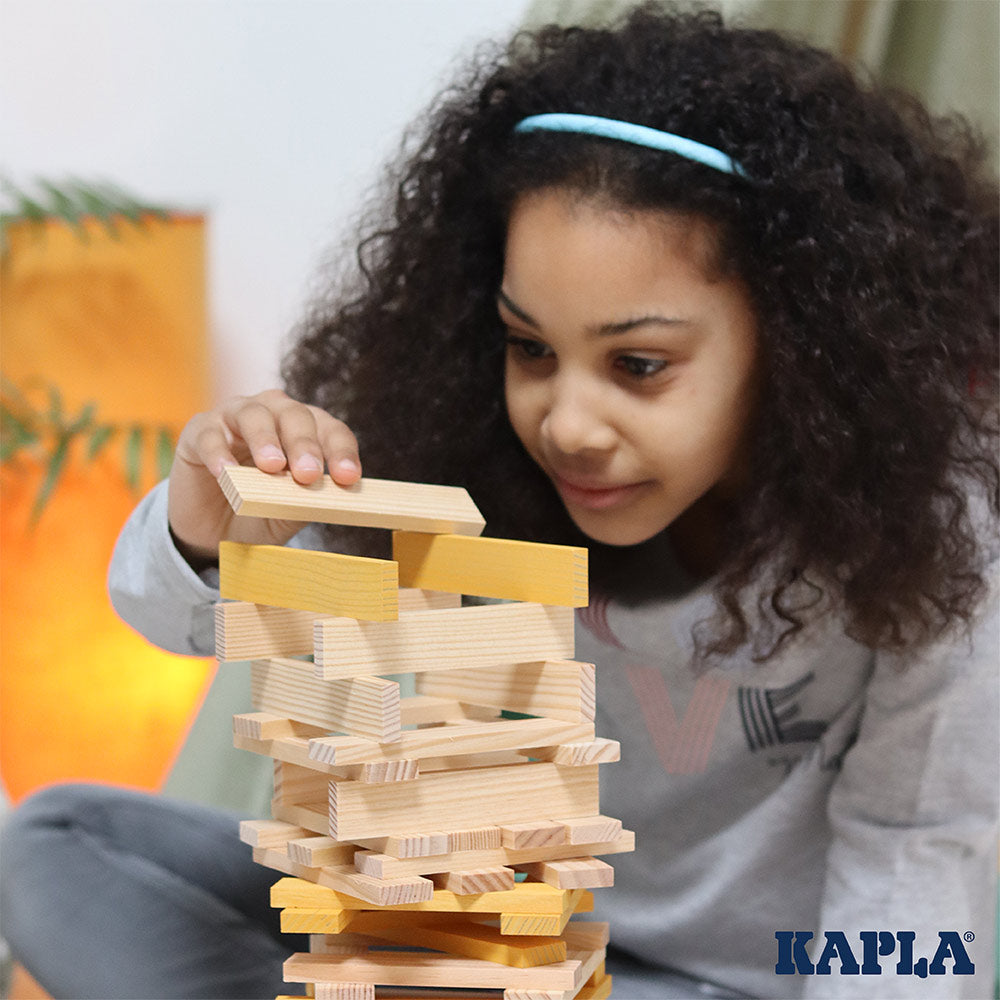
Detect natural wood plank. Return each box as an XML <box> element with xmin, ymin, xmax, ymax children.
<box><xmin>393</xmin><ymin>532</ymin><xmax>587</xmax><ymax>607</ymax></box>
<box><xmin>307</xmin><ymin>718</ymin><xmax>594</xmax><ymax>767</ymax></box>
<box><xmin>216</xmin><ymin>591</ymin><xmax>460</xmax><ymax>661</ymax></box>
<box><xmin>252</xmin><ymin>658</ymin><xmax>401</xmax><ymax>741</ymax></box>
<box><xmin>313</xmin><ymin>604</ymin><xmax>575</xmax><ymax>680</ymax></box>
<box><xmin>239</xmin><ymin>819</ymin><xmax>311</xmax><ymax>849</ymax></box>
<box><xmin>559</xmin><ymin>816</ymin><xmax>623</xmax><ymax>846</ymax></box>
<box><xmin>524</xmin><ymin>739</ymin><xmax>620</xmax><ymax>766</ymax></box>
<box><xmin>328</xmin><ymin>763</ymin><xmax>599</xmax><ymax>841</ymax></box>
<box><xmin>287</xmin><ymin>836</ymin><xmax>356</xmax><ymax>868</ymax></box>
<box><xmin>353</xmin><ymin>830</ymin><xmax>635</xmax><ymax>879</ymax></box>
<box><xmin>233</xmin><ymin>712</ymin><xmax>326</xmax><ymax>741</ymax></box>
<box><xmin>429</xmin><ymin>867</ymin><xmax>515</xmax><ymax>894</ymax></box>
<box><xmin>349</xmin><ymin>916</ymin><xmax>568</xmax><ymax>969</ymax></box>
<box><xmin>415</xmin><ymin>661</ymin><xmax>595</xmax><ymax>723</ymax></box>
<box><xmin>501</xmin><ymin>822</ymin><xmax>567</xmax><ymax>849</ymax></box>
<box><xmin>313</xmin><ymin>983</ymin><xmax>373</xmax><ymax>1000</ymax></box>
<box><xmin>516</xmin><ymin>858</ymin><xmax>615</xmax><ymax>890</ymax></box>
<box><xmin>220</xmin><ymin>541</ymin><xmax>398</xmax><ymax>621</ymax></box>
<box><xmin>270</xmin><ymin>876</ymin><xmax>575</xmax><ymax>915</ymax></box>
<box><xmin>220</xmin><ymin>466</ymin><xmax>485</xmax><ymax>535</ymax></box>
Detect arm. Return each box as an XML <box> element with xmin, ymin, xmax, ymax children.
<box><xmin>803</xmin><ymin>577</ymin><xmax>999</xmax><ymax>999</ymax></box>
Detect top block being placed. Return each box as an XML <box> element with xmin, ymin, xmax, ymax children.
<box><xmin>219</xmin><ymin>466</ymin><xmax>486</xmax><ymax>535</ymax></box>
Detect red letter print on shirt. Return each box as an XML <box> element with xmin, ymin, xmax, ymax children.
<box><xmin>625</xmin><ymin>664</ymin><xmax>730</xmax><ymax>774</ymax></box>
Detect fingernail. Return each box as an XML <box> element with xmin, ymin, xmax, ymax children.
<box><xmin>295</xmin><ymin>455</ymin><xmax>323</xmax><ymax>472</ymax></box>
<box><xmin>336</xmin><ymin>458</ymin><xmax>360</xmax><ymax>475</ymax></box>
<box><xmin>259</xmin><ymin>445</ymin><xmax>283</xmax><ymax>462</ymax></box>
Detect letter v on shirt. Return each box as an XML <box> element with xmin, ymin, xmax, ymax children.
<box><xmin>625</xmin><ymin>664</ymin><xmax>730</xmax><ymax>773</ymax></box>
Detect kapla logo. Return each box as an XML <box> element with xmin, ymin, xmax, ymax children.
<box><xmin>775</xmin><ymin>931</ymin><xmax>975</xmax><ymax>978</ymax></box>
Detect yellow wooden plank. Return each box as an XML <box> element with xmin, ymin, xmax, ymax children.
<box><xmin>280</xmin><ymin>908</ymin><xmax>354</xmax><ymax>934</ymax></box>
<box><xmin>270</xmin><ymin>876</ymin><xmax>575</xmax><ymax>915</ymax></box>
<box><xmin>313</xmin><ymin>604</ymin><xmax>574</xmax><ymax>679</ymax></box>
<box><xmin>219</xmin><ymin>466</ymin><xmax>485</xmax><ymax>535</ymax></box>
<box><xmin>219</xmin><ymin>542</ymin><xmax>398</xmax><ymax>621</ymax></box>
<box><xmin>415</xmin><ymin>661</ymin><xmax>595</xmax><ymax>723</ymax></box>
<box><xmin>329</xmin><ymin>763</ymin><xmax>599</xmax><ymax>841</ymax></box>
<box><xmin>393</xmin><ymin>532</ymin><xmax>587</xmax><ymax>606</ymax></box>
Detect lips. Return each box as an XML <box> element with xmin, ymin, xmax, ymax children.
<box><xmin>551</xmin><ymin>472</ymin><xmax>649</xmax><ymax>511</ymax></box>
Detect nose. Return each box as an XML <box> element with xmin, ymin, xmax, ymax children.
<box><xmin>540</xmin><ymin>373</ymin><xmax>618</xmax><ymax>457</ymax></box>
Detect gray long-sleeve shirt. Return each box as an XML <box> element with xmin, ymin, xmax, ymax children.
<box><xmin>109</xmin><ymin>480</ymin><xmax>999</xmax><ymax>999</ymax></box>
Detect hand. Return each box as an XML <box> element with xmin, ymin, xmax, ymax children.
<box><xmin>167</xmin><ymin>389</ymin><xmax>361</xmax><ymax>564</ymax></box>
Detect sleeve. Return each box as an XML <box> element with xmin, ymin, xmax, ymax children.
<box><xmin>107</xmin><ymin>479</ymin><xmax>221</xmax><ymax>656</ymax></box>
<box><xmin>803</xmin><ymin>576</ymin><xmax>999</xmax><ymax>999</ymax></box>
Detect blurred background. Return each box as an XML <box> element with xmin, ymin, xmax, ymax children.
<box><xmin>0</xmin><ymin>2</ymin><xmax>996</xmax><ymax>992</ymax></box>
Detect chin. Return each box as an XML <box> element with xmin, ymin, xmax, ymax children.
<box><xmin>567</xmin><ymin>512</ymin><xmax>665</xmax><ymax>548</ymax></box>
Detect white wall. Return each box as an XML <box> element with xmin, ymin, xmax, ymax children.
<box><xmin>0</xmin><ymin>0</ymin><xmax>528</xmax><ymax>399</ymax></box>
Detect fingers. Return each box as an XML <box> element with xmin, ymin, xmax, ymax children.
<box><xmin>218</xmin><ymin>390</ymin><xmax>361</xmax><ymax>484</ymax></box>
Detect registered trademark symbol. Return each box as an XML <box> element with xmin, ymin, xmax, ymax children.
<box><xmin>964</xmin><ymin>931</ymin><xmax>975</xmax><ymax>943</ymax></box>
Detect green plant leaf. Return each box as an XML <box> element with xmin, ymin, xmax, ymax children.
<box><xmin>124</xmin><ymin>425</ymin><xmax>143</xmax><ymax>490</ymax></box>
<box><xmin>30</xmin><ymin>433</ymin><xmax>71</xmax><ymax>522</ymax></box>
<box><xmin>67</xmin><ymin>401</ymin><xmax>97</xmax><ymax>436</ymax></box>
<box><xmin>155</xmin><ymin>426</ymin><xmax>175</xmax><ymax>480</ymax></box>
<box><xmin>86</xmin><ymin>424</ymin><xmax>115</xmax><ymax>461</ymax></box>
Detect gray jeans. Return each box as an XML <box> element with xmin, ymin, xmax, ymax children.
<box><xmin>0</xmin><ymin>784</ymin><xmax>749</xmax><ymax>1000</ymax></box>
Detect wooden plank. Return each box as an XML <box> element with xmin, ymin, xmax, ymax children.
<box><xmin>516</xmin><ymin>858</ymin><xmax>615</xmax><ymax>890</ymax></box>
<box><xmin>270</xmin><ymin>876</ymin><xmax>575</xmax><ymax>915</ymax></box>
<box><xmin>238</xmin><ymin>819</ymin><xmax>311</xmax><ymax>849</ymax></box>
<box><xmin>313</xmin><ymin>984</ymin><xmax>373</xmax><ymax>1000</ymax></box>
<box><xmin>254</xmin><ymin>846</ymin><xmax>434</xmax><ymax>906</ymax></box>
<box><xmin>219</xmin><ymin>466</ymin><xmax>485</xmax><ymax>535</ymax></box>
<box><xmin>220</xmin><ymin>541</ymin><xmax>398</xmax><ymax>621</ymax></box>
<box><xmin>308</xmin><ymin>718</ymin><xmax>594</xmax><ymax>767</ymax></box>
<box><xmin>415</xmin><ymin>661</ymin><xmax>595</xmax><ymax>723</ymax></box>
<box><xmin>347</xmin><ymin>916</ymin><xmax>567</xmax><ymax>969</ymax></box>
<box><xmin>236</xmin><ymin>731</ymin><xmax>419</xmax><ymax>783</ymax></box>
<box><xmin>328</xmin><ymin>763</ymin><xmax>599</xmax><ymax>841</ymax></box>
<box><xmin>280</xmin><ymin>908</ymin><xmax>355</xmax><ymax>934</ymax></box>
<box><xmin>354</xmin><ymin>830</ymin><xmax>635</xmax><ymax>879</ymax></box>
<box><xmin>287</xmin><ymin>836</ymin><xmax>356</xmax><ymax>868</ymax></box>
<box><xmin>252</xmin><ymin>658</ymin><xmax>401</xmax><ymax>742</ymax></box>
<box><xmin>524</xmin><ymin>739</ymin><xmax>620</xmax><ymax>766</ymax></box>
<box><xmin>393</xmin><ymin>532</ymin><xmax>587</xmax><ymax>607</ymax></box>
<box><xmin>282</xmin><ymin>949</ymin><xmax>582</xmax><ymax>991</ymax></box>
<box><xmin>216</xmin><ymin>591</ymin><xmax>460</xmax><ymax>661</ymax></box>
<box><xmin>313</xmin><ymin>604</ymin><xmax>575</xmax><ymax>680</ymax></box>
<box><xmin>429</xmin><ymin>867</ymin><xmax>515</xmax><ymax>894</ymax></box>
<box><xmin>559</xmin><ymin>817</ymin><xmax>623</xmax><ymax>846</ymax></box>
<box><xmin>501</xmin><ymin>822</ymin><xmax>567</xmax><ymax>849</ymax></box>
<box><xmin>233</xmin><ymin>712</ymin><xmax>326</xmax><ymax>741</ymax></box>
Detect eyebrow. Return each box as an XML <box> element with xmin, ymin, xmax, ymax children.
<box><xmin>497</xmin><ymin>288</ymin><xmax>689</xmax><ymax>337</ymax></box>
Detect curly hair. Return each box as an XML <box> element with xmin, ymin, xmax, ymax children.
<box><xmin>283</xmin><ymin>3</ymin><xmax>998</xmax><ymax>662</ymax></box>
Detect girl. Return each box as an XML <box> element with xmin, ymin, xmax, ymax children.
<box><xmin>3</xmin><ymin>5</ymin><xmax>997</xmax><ymax>999</ymax></box>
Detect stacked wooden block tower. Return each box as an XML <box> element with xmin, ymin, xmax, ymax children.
<box><xmin>214</xmin><ymin>465</ymin><xmax>633</xmax><ymax>1000</ymax></box>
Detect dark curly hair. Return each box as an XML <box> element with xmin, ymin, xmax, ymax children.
<box><xmin>283</xmin><ymin>3</ymin><xmax>998</xmax><ymax>662</ymax></box>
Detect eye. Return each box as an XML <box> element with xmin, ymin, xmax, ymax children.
<box><xmin>615</xmin><ymin>355</ymin><xmax>669</xmax><ymax>378</ymax></box>
<box><xmin>505</xmin><ymin>333</ymin><xmax>553</xmax><ymax>361</ymax></box>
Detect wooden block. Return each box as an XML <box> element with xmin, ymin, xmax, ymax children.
<box><xmin>280</xmin><ymin>908</ymin><xmax>354</xmax><ymax>934</ymax></box>
<box><xmin>252</xmin><ymin>658</ymin><xmax>401</xmax><ymax>741</ymax></box>
<box><xmin>309</xmin><ymin>933</ymin><xmax>372</xmax><ymax>954</ymax></box>
<box><xmin>272</xmin><ymin>799</ymin><xmax>333</xmax><ymax>836</ymax></box>
<box><xmin>559</xmin><ymin>816</ymin><xmax>623</xmax><ymax>846</ymax></box>
<box><xmin>354</xmin><ymin>831</ymin><xmax>635</xmax><ymax>879</ymax></box>
<box><xmin>525</xmin><ymin>739</ymin><xmax>620</xmax><ymax>766</ymax></box>
<box><xmin>220</xmin><ymin>541</ymin><xmax>398</xmax><ymax>621</ymax></box>
<box><xmin>313</xmin><ymin>604</ymin><xmax>574</xmax><ymax>680</ymax></box>
<box><xmin>430</xmin><ymin>867</ymin><xmax>515</xmax><ymax>894</ymax></box>
<box><xmin>503</xmin><ymin>925</ymin><xmax>609</xmax><ymax>1000</ymax></box>
<box><xmin>576</xmin><ymin>974</ymin><xmax>612</xmax><ymax>1000</ymax></box>
<box><xmin>270</xmin><ymin>876</ymin><xmax>575</xmax><ymax>915</ymax></box>
<box><xmin>274</xmin><ymin>761</ymin><xmax>329</xmax><ymax>806</ymax></box>
<box><xmin>500</xmin><ymin>890</ymin><xmax>592</xmax><ymax>937</ymax></box>
<box><xmin>287</xmin><ymin>836</ymin><xmax>357</xmax><ymax>868</ymax></box>
<box><xmin>393</xmin><ymin>532</ymin><xmax>588</xmax><ymax>607</ymax></box>
<box><xmin>352</xmin><ymin>917</ymin><xmax>567</xmax><ymax>969</ymax></box>
<box><xmin>283</xmin><ymin>949</ymin><xmax>581</xmax><ymax>991</ymax></box>
<box><xmin>400</xmin><ymin>697</ymin><xmax>501</xmax><ymax>726</ymax></box>
<box><xmin>312</xmin><ymin>983</ymin><xmax>373</xmax><ymax>1000</ymax></box>
<box><xmin>216</xmin><ymin>591</ymin><xmax>460</xmax><ymax>661</ymax></box>
<box><xmin>416</xmin><ymin>661</ymin><xmax>595</xmax><ymax>723</ymax></box>
<box><xmin>233</xmin><ymin>712</ymin><xmax>326</xmax><ymax>741</ymax></box>
<box><xmin>220</xmin><ymin>466</ymin><xmax>485</xmax><ymax>535</ymax></box>
<box><xmin>517</xmin><ymin>858</ymin><xmax>615</xmax><ymax>890</ymax></box>
<box><xmin>501</xmin><ymin>822</ymin><xmax>567</xmax><ymax>849</ymax></box>
<box><xmin>307</xmin><ymin>718</ymin><xmax>594</xmax><ymax>767</ymax></box>
<box><xmin>236</xmin><ymin>731</ymin><xmax>417</xmax><ymax>783</ymax></box>
<box><xmin>328</xmin><ymin>763</ymin><xmax>599</xmax><ymax>841</ymax></box>
<box><xmin>239</xmin><ymin>819</ymin><xmax>312</xmax><ymax>849</ymax></box>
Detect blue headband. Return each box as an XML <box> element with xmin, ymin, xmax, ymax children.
<box><xmin>514</xmin><ymin>113</ymin><xmax>747</xmax><ymax>179</ymax></box>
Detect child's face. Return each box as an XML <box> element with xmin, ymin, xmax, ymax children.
<box><xmin>501</xmin><ymin>188</ymin><xmax>758</xmax><ymax>548</ymax></box>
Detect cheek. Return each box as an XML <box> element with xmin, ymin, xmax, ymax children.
<box><xmin>503</xmin><ymin>365</ymin><xmax>536</xmax><ymax>444</ymax></box>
